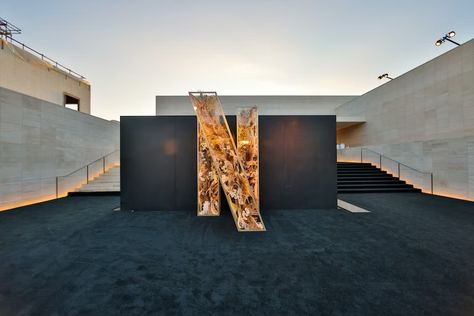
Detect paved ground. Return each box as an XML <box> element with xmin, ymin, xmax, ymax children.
<box><xmin>0</xmin><ymin>193</ymin><xmax>472</xmax><ymax>315</ymax></box>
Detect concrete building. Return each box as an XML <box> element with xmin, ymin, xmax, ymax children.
<box><xmin>0</xmin><ymin>38</ymin><xmax>119</xmax><ymax>211</ymax></box>
<box><xmin>2</xmin><ymin>12</ymin><xmax>473</xmax><ymax>316</ymax></box>
<box><xmin>336</xmin><ymin>39</ymin><xmax>474</xmax><ymax>201</ymax></box>
<box><xmin>2</xmin><ymin>24</ymin><xmax>473</xmax><ymax>210</ymax></box>
<box><xmin>0</xmin><ymin>38</ymin><xmax>91</xmax><ymax>113</ymax></box>
<box><xmin>157</xmin><ymin>39</ymin><xmax>474</xmax><ymax>201</ymax></box>
<box><xmin>156</xmin><ymin>95</ymin><xmax>364</xmax><ymax>131</ymax></box>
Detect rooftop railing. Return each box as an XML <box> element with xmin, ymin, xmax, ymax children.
<box><xmin>1</xmin><ymin>34</ymin><xmax>86</xmax><ymax>81</ymax></box>
<box><xmin>0</xmin><ymin>17</ymin><xmax>21</xmax><ymax>36</ymax></box>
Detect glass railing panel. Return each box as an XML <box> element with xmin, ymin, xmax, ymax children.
<box><xmin>57</xmin><ymin>167</ymin><xmax>87</xmax><ymax>197</ymax></box>
<box><xmin>337</xmin><ymin>148</ymin><xmax>361</xmax><ymax>162</ymax></box>
<box><xmin>380</xmin><ymin>156</ymin><xmax>399</xmax><ymax>177</ymax></box>
<box><xmin>338</xmin><ymin>147</ymin><xmax>433</xmax><ymax>193</ymax></box>
<box><xmin>399</xmin><ymin>165</ymin><xmax>432</xmax><ymax>193</ymax></box>
<box><xmin>88</xmin><ymin>160</ymin><xmax>104</xmax><ymax>181</ymax></box>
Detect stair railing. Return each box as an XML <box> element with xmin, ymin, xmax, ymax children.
<box><xmin>363</xmin><ymin>148</ymin><xmax>433</xmax><ymax>194</ymax></box>
<box><xmin>55</xmin><ymin>150</ymin><xmax>120</xmax><ymax>198</ymax></box>
<box><xmin>338</xmin><ymin>147</ymin><xmax>433</xmax><ymax>194</ymax></box>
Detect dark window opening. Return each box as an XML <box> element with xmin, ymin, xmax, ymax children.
<box><xmin>64</xmin><ymin>94</ymin><xmax>80</xmax><ymax>111</ymax></box>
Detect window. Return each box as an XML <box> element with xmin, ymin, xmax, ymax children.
<box><xmin>64</xmin><ymin>94</ymin><xmax>80</xmax><ymax>111</ymax></box>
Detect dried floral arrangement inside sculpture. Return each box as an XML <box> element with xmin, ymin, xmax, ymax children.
<box><xmin>237</xmin><ymin>106</ymin><xmax>259</xmax><ymax>206</ymax></box>
<box><xmin>197</xmin><ymin>126</ymin><xmax>220</xmax><ymax>216</ymax></box>
<box><xmin>190</xmin><ymin>92</ymin><xmax>265</xmax><ymax>231</ymax></box>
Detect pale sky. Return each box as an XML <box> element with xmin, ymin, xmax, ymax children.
<box><xmin>3</xmin><ymin>0</ymin><xmax>474</xmax><ymax>120</ymax></box>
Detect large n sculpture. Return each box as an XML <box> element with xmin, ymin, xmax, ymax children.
<box><xmin>190</xmin><ymin>92</ymin><xmax>265</xmax><ymax>232</ymax></box>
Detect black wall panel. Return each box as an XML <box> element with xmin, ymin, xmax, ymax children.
<box><xmin>259</xmin><ymin>116</ymin><xmax>337</xmax><ymax>209</ymax></box>
<box><xmin>121</xmin><ymin>115</ymin><xmax>336</xmax><ymax>211</ymax></box>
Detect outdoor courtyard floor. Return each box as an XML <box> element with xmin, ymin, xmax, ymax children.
<box><xmin>0</xmin><ymin>193</ymin><xmax>473</xmax><ymax>315</ymax></box>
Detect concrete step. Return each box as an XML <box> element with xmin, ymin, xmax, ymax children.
<box><xmin>337</xmin><ymin>162</ymin><xmax>372</xmax><ymax>166</ymax></box>
<box><xmin>338</xmin><ymin>188</ymin><xmax>422</xmax><ymax>193</ymax></box>
<box><xmin>337</xmin><ymin>166</ymin><xmax>375</xmax><ymax>170</ymax></box>
<box><xmin>73</xmin><ymin>166</ymin><xmax>121</xmax><ymax>194</ymax></box>
<box><xmin>79</xmin><ymin>182</ymin><xmax>120</xmax><ymax>187</ymax></box>
<box><xmin>80</xmin><ymin>184</ymin><xmax>120</xmax><ymax>189</ymax></box>
<box><xmin>338</xmin><ymin>183</ymin><xmax>414</xmax><ymax>189</ymax></box>
<box><xmin>337</xmin><ymin>168</ymin><xmax>387</xmax><ymax>174</ymax></box>
<box><xmin>338</xmin><ymin>179</ymin><xmax>406</xmax><ymax>185</ymax></box>
<box><xmin>89</xmin><ymin>178</ymin><xmax>120</xmax><ymax>183</ymax></box>
<box><xmin>337</xmin><ymin>162</ymin><xmax>421</xmax><ymax>194</ymax></box>
<box><xmin>338</xmin><ymin>173</ymin><xmax>394</xmax><ymax>178</ymax></box>
<box><xmin>77</xmin><ymin>188</ymin><xmax>120</xmax><ymax>192</ymax></box>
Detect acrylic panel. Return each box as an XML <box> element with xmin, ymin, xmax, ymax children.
<box><xmin>190</xmin><ymin>92</ymin><xmax>265</xmax><ymax>232</ymax></box>
<box><xmin>197</xmin><ymin>123</ymin><xmax>220</xmax><ymax>216</ymax></box>
<box><xmin>237</xmin><ymin>106</ymin><xmax>260</xmax><ymax>207</ymax></box>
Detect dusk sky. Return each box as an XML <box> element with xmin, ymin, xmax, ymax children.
<box><xmin>3</xmin><ymin>0</ymin><xmax>474</xmax><ymax>120</ymax></box>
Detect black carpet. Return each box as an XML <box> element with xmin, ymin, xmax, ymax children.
<box><xmin>0</xmin><ymin>193</ymin><xmax>473</xmax><ymax>315</ymax></box>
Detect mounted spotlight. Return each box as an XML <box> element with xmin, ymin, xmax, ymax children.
<box><xmin>378</xmin><ymin>73</ymin><xmax>393</xmax><ymax>80</ymax></box>
<box><xmin>435</xmin><ymin>31</ymin><xmax>460</xmax><ymax>47</ymax></box>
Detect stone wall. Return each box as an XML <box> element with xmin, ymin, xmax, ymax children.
<box><xmin>0</xmin><ymin>39</ymin><xmax>91</xmax><ymax>113</ymax></box>
<box><xmin>0</xmin><ymin>87</ymin><xmax>119</xmax><ymax>211</ymax></box>
<box><xmin>336</xmin><ymin>39</ymin><xmax>474</xmax><ymax>201</ymax></box>
<box><xmin>157</xmin><ymin>95</ymin><xmax>357</xmax><ymax>116</ymax></box>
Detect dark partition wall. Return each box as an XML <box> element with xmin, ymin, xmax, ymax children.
<box><xmin>120</xmin><ymin>117</ymin><xmax>197</xmax><ymax>211</ymax></box>
<box><xmin>259</xmin><ymin>116</ymin><xmax>336</xmax><ymax>209</ymax></box>
<box><xmin>121</xmin><ymin>115</ymin><xmax>336</xmax><ymax>211</ymax></box>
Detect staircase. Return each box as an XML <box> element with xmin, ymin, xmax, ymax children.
<box><xmin>70</xmin><ymin>166</ymin><xmax>120</xmax><ymax>195</ymax></box>
<box><xmin>337</xmin><ymin>162</ymin><xmax>421</xmax><ymax>193</ymax></box>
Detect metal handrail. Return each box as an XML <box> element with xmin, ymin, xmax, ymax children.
<box><xmin>362</xmin><ymin>148</ymin><xmax>431</xmax><ymax>174</ymax></box>
<box><xmin>1</xmin><ymin>35</ymin><xmax>86</xmax><ymax>80</ymax></box>
<box><xmin>56</xmin><ymin>150</ymin><xmax>120</xmax><ymax>198</ymax></box>
<box><xmin>59</xmin><ymin>150</ymin><xmax>119</xmax><ymax>178</ymax></box>
<box><xmin>359</xmin><ymin>147</ymin><xmax>433</xmax><ymax>194</ymax></box>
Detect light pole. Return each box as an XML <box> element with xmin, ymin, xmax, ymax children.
<box><xmin>435</xmin><ymin>31</ymin><xmax>460</xmax><ymax>47</ymax></box>
<box><xmin>378</xmin><ymin>73</ymin><xmax>393</xmax><ymax>81</ymax></box>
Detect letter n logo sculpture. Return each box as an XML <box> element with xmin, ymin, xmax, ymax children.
<box><xmin>190</xmin><ymin>92</ymin><xmax>265</xmax><ymax>232</ymax></box>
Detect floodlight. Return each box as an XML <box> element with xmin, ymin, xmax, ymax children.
<box><xmin>435</xmin><ymin>31</ymin><xmax>460</xmax><ymax>47</ymax></box>
<box><xmin>378</xmin><ymin>73</ymin><xmax>393</xmax><ymax>80</ymax></box>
